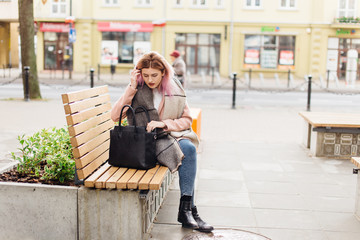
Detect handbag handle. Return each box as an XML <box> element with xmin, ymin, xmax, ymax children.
<box><xmin>119</xmin><ymin>105</ymin><xmax>137</xmax><ymax>127</ymax></box>
<box><xmin>134</xmin><ymin>106</ymin><xmax>151</xmax><ymax>123</ymax></box>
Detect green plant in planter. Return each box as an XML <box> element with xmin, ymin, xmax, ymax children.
<box><xmin>11</xmin><ymin>127</ymin><xmax>75</xmax><ymax>183</ymax></box>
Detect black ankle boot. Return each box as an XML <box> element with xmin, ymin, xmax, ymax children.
<box><xmin>192</xmin><ymin>206</ymin><xmax>214</xmax><ymax>232</ymax></box>
<box><xmin>177</xmin><ymin>196</ymin><xmax>199</xmax><ymax>229</ymax></box>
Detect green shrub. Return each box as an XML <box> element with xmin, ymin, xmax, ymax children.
<box><xmin>11</xmin><ymin>127</ymin><xmax>75</xmax><ymax>183</ymax></box>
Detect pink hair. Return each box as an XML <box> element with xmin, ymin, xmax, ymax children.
<box><xmin>136</xmin><ymin>51</ymin><xmax>174</xmax><ymax>96</ymax></box>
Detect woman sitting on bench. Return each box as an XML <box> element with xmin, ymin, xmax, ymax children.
<box><xmin>111</xmin><ymin>51</ymin><xmax>213</xmax><ymax>232</ymax></box>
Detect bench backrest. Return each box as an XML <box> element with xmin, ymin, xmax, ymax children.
<box><xmin>62</xmin><ymin>85</ymin><xmax>113</xmax><ymax>180</ymax></box>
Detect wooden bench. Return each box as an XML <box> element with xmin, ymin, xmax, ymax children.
<box><xmin>61</xmin><ymin>85</ymin><xmax>202</xmax><ymax>239</ymax></box>
<box><xmin>351</xmin><ymin>157</ymin><xmax>360</xmax><ymax>220</ymax></box>
<box><xmin>299</xmin><ymin>111</ymin><xmax>360</xmax><ymax>158</ymax></box>
<box><xmin>61</xmin><ymin>85</ymin><xmax>173</xmax><ymax>239</ymax></box>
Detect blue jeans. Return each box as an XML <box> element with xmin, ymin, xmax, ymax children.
<box><xmin>178</xmin><ymin>139</ymin><xmax>197</xmax><ymax>205</ymax></box>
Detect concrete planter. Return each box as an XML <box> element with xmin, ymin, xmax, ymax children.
<box><xmin>0</xmin><ymin>169</ymin><xmax>173</xmax><ymax>240</ymax></box>
<box><xmin>0</xmin><ymin>182</ymin><xmax>78</xmax><ymax>240</ymax></box>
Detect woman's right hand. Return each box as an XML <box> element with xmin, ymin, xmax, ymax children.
<box><xmin>130</xmin><ymin>68</ymin><xmax>140</xmax><ymax>89</ymax></box>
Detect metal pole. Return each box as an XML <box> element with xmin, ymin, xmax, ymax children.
<box><xmin>90</xmin><ymin>68</ymin><xmax>94</xmax><ymax>88</ymax></box>
<box><xmin>307</xmin><ymin>75</ymin><xmax>312</xmax><ymax>111</ymax></box>
<box><xmin>98</xmin><ymin>63</ymin><xmax>100</xmax><ymax>81</ymax></box>
<box><xmin>287</xmin><ymin>69</ymin><xmax>290</xmax><ymax>88</ymax></box>
<box><xmin>232</xmin><ymin>72</ymin><xmax>237</xmax><ymax>109</ymax></box>
<box><xmin>326</xmin><ymin>70</ymin><xmax>330</xmax><ymax>88</ymax></box>
<box><xmin>249</xmin><ymin>68</ymin><xmax>252</xmax><ymax>89</ymax></box>
<box><xmin>211</xmin><ymin>66</ymin><xmax>214</xmax><ymax>85</ymax></box>
<box><xmin>24</xmin><ymin>66</ymin><xmax>30</xmax><ymax>101</ymax></box>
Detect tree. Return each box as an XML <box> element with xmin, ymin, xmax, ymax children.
<box><xmin>18</xmin><ymin>0</ymin><xmax>41</xmax><ymax>99</ymax></box>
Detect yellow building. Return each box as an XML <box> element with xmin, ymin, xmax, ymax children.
<box><xmin>4</xmin><ymin>0</ymin><xmax>360</xmax><ymax>81</ymax></box>
<box><xmin>0</xmin><ymin>0</ymin><xmax>19</xmax><ymax>68</ymax></box>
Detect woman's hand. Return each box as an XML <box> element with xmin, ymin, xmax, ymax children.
<box><xmin>130</xmin><ymin>68</ymin><xmax>140</xmax><ymax>89</ymax></box>
<box><xmin>146</xmin><ymin>121</ymin><xmax>166</xmax><ymax>132</ymax></box>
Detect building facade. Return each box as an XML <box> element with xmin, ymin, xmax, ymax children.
<box><xmin>0</xmin><ymin>0</ymin><xmax>19</xmax><ymax>69</ymax></box>
<box><xmin>3</xmin><ymin>0</ymin><xmax>360</xmax><ymax>81</ymax></box>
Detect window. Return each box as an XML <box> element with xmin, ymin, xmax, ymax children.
<box><xmin>191</xmin><ymin>0</ymin><xmax>207</xmax><ymax>8</ymax></box>
<box><xmin>174</xmin><ymin>0</ymin><xmax>183</xmax><ymax>7</ymax></box>
<box><xmin>102</xmin><ymin>32</ymin><xmax>151</xmax><ymax>64</ymax></box>
<box><xmin>216</xmin><ymin>0</ymin><xmax>224</xmax><ymax>8</ymax></box>
<box><xmin>245</xmin><ymin>0</ymin><xmax>261</xmax><ymax>8</ymax></box>
<box><xmin>175</xmin><ymin>33</ymin><xmax>220</xmax><ymax>74</ymax></box>
<box><xmin>103</xmin><ymin>0</ymin><xmax>120</xmax><ymax>7</ymax></box>
<box><xmin>327</xmin><ymin>37</ymin><xmax>360</xmax><ymax>80</ymax></box>
<box><xmin>338</xmin><ymin>0</ymin><xmax>356</xmax><ymax>18</ymax></box>
<box><xmin>244</xmin><ymin>35</ymin><xmax>296</xmax><ymax>69</ymax></box>
<box><xmin>280</xmin><ymin>0</ymin><xmax>296</xmax><ymax>9</ymax></box>
<box><xmin>135</xmin><ymin>0</ymin><xmax>152</xmax><ymax>7</ymax></box>
<box><xmin>51</xmin><ymin>0</ymin><xmax>66</xmax><ymax>16</ymax></box>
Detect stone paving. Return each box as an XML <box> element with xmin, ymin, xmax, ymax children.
<box><xmin>1</xmin><ymin>73</ymin><xmax>360</xmax><ymax>239</ymax></box>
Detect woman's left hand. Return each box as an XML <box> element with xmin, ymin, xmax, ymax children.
<box><xmin>146</xmin><ymin>121</ymin><xmax>166</xmax><ymax>132</ymax></box>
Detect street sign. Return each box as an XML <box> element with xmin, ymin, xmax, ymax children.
<box><xmin>69</xmin><ymin>28</ymin><xmax>76</xmax><ymax>43</ymax></box>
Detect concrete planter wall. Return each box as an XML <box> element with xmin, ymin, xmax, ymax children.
<box><xmin>0</xmin><ymin>169</ymin><xmax>173</xmax><ymax>240</ymax></box>
<box><xmin>0</xmin><ymin>182</ymin><xmax>78</xmax><ymax>240</ymax></box>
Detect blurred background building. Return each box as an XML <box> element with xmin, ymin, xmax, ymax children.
<box><xmin>1</xmin><ymin>0</ymin><xmax>360</xmax><ymax>81</ymax></box>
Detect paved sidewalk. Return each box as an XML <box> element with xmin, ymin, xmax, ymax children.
<box><xmin>0</xmin><ymin>84</ymin><xmax>359</xmax><ymax>239</ymax></box>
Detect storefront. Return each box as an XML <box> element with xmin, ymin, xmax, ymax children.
<box><xmin>326</xmin><ymin>33</ymin><xmax>360</xmax><ymax>82</ymax></box>
<box><xmin>243</xmin><ymin>28</ymin><xmax>296</xmax><ymax>71</ymax></box>
<box><xmin>40</xmin><ymin>22</ymin><xmax>71</xmax><ymax>70</ymax></box>
<box><xmin>98</xmin><ymin>22</ymin><xmax>153</xmax><ymax>65</ymax></box>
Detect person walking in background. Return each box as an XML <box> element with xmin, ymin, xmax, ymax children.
<box><xmin>111</xmin><ymin>51</ymin><xmax>213</xmax><ymax>232</ymax></box>
<box><xmin>170</xmin><ymin>50</ymin><xmax>186</xmax><ymax>87</ymax></box>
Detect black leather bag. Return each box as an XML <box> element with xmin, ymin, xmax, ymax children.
<box><xmin>108</xmin><ymin>105</ymin><xmax>157</xmax><ymax>170</ymax></box>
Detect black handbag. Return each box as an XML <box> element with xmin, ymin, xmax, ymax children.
<box><xmin>108</xmin><ymin>105</ymin><xmax>157</xmax><ymax>170</ymax></box>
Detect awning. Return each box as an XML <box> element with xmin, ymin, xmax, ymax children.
<box><xmin>97</xmin><ymin>22</ymin><xmax>153</xmax><ymax>32</ymax></box>
<box><xmin>40</xmin><ymin>22</ymin><xmax>70</xmax><ymax>33</ymax></box>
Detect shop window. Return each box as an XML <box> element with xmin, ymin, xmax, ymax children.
<box><xmin>338</xmin><ymin>0</ymin><xmax>356</xmax><ymax>18</ymax></box>
<box><xmin>191</xmin><ymin>0</ymin><xmax>207</xmax><ymax>8</ymax></box>
<box><xmin>245</xmin><ymin>0</ymin><xmax>262</xmax><ymax>8</ymax></box>
<box><xmin>244</xmin><ymin>34</ymin><xmax>295</xmax><ymax>69</ymax></box>
<box><xmin>215</xmin><ymin>0</ymin><xmax>224</xmax><ymax>8</ymax></box>
<box><xmin>51</xmin><ymin>0</ymin><xmax>67</xmax><ymax>16</ymax></box>
<box><xmin>279</xmin><ymin>0</ymin><xmax>296</xmax><ymax>9</ymax></box>
<box><xmin>175</xmin><ymin>33</ymin><xmax>220</xmax><ymax>75</ymax></box>
<box><xmin>326</xmin><ymin>37</ymin><xmax>360</xmax><ymax>81</ymax></box>
<box><xmin>135</xmin><ymin>0</ymin><xmax>152</xmax><ymax>7</ymax></box>
<box><xmin>103</xmin><ymin>0</ymin><xmax>120</xmax><ymax>7</ymax></box>
<box><xmin>173</xmin><ymin>0</ymin><xmax>183</xmax><ymax>8</ymax></box>
<box><xmin>101</xmin><ymin>32</ymin><xmax>151</xmax><ymax>64</ymax></box>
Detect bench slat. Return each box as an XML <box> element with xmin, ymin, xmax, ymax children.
<box><xmin>68</xmin><ymin>112</ymin><xmax>112</xmax><ymax>137</ymax></box>
<box><xmin>299</xmin><ymin>111</ymin><xmax>360</xmax><ymax>128</ymax></box>
<box><xmin>62</xmin><ymin>85</ymin><xmax>109</xmax><ymax>104</ymax></box>
<box><xmin>149</xmin><ymin>166</ymin><xmax>169</xmax><ymax>190</ymax></box>
<box><xmin>64</xmin><ymin>94</ymin><xmax>110</xmax><ymax>115</ymax></box>
<box><xmin>73</xmin><ymin>130</ymin><xmax>109</xmax><ymax>159</ymax></box>
<box><xmin>105</xmin><ymin>168</ymin><xmax>128</xmax><ymax>189</ymax></box>
<box><xmin>138</xmin><ymin>165</ymin><xmax>160</xmax><ymax>190</ymax></box>
<box><xmin>77</xmin><ymin>150</ymin><xmax>109</xmax><ymax>179</ymax></box>
<box><xmin>75</xmin><ymin>140</ymin><xmax>110</xmax><ymax>169</ymax></box>
<box><xmin>116</xmin><ymin>169</ymin><xmax>137</xmax><ymax>189</ymax></box>
<box><xmin>352</xmin><ymin>157</ymin><xmax>360</xmax><ymax>168</ymax></box>
<box><xmin>70</xmin><ymin>120</ymin><xmax>113</xmax><ymax>147</ymax></box>
<box><xmin>84</xmin><ymin>162</ymin><xmax>111</xmax><ymax>188</ymax></box>
<box><xmin>127</xmin><ymin>170</ymin><xmax>147</xmax><ymax>189</ymax></box>
<box><xmin>66</xmin><ymin>103</ymin><xmax>112</xmax><ymax>126</ymax></box>
<box><xmin>94</xmin><ymin>167</ymin><xmax>119</xmax><ymax>189</ymax></box>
